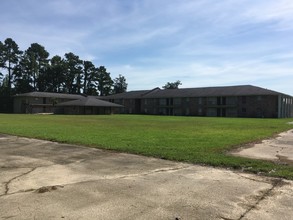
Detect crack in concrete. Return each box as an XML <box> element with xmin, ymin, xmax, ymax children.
<box><xmin>0</xmin><ymin>165</ymin><xmax>191</xmax><ymax>197</ymax></box>
<box><xmin>220</xmin><ymin>217</ymin><xmax>235</xmax><ymax>220</ymax></box>
<box><xmin>2</xmin><ymin>167</ymin><xmax>37</xmax><ymax>196</ymax></box>
<box><xmin>1</xmin><ymin>215</ymin><xmax>18</xmax><ymax>219</ymax></box>
<box><xmin>237</xmin><ymin>178</ymin><xmax>284</xmax><ymax>220</ymax></box>
<box><xmin>0</xmin><ymin>166</ymin><xmax>35</xmax><ymax>169</ymax></box>
<box><xmin>234</xmin><ymin>173</ymin><xmax>272</xmax><ymax>184</ymax></box>
<box><xmin>220</xmin><ymin>178</ymin><xmax>286</xmax><ymax>220</ymax></box>
<box><xmin>53</xmin><ymin>165</ymin><xmax>192</xmax><ymax>188</ymax></box>
<box><xmin>104</xmin><ymin>165</ymin><xmax>193</xmax><ymax>180</ymax></box>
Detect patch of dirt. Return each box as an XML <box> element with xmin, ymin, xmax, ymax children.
<box><xmin>35</xmin><ymin>185</ymin><xmax>63</xmax><ymax>193</ymax></box>
<box><xmin>275</xmin><ymin>155</ymin><xmax>293</xmax><ymax>166</ymax></box>
<box><xmin>226</xmin><ymin>140</ymin><xmax>263</xmax><ymax>154</ymax></box>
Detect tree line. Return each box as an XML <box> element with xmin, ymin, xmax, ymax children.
<box><xmin>162</xmin><ymin>80</ymin><xmax>182</xmax><ymax>89</ymax></box>
<box><xmin>0</xmin><ymin>38</ymin><xmax>127</xmax><ymax>97</ymax></box>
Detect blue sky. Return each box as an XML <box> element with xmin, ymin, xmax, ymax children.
<box><xmin>1</xmin><ymin>0</ymin><xmax>293</xmax><ymax>95</ymax></box>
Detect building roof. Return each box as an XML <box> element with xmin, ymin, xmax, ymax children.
<box><xmin>56</xmin><ymin>97</ymin><xmax>123</xmax><ymax>107</ymax></box>
<box><xmin>14</xmin><ymin>85</ymin><xmax>291</xmax><ymax>102</ymax></box>
<box><xmin>103</xmin><ymin>90</ymin><xmax>150</xmax><ymax>99</ymax></box>
<box><xmin>103</xmin><ymin>87</ymin><xmax>162</xmax><ymax>99</ymax></box>
<box><xmin>145</xmin><ymin>85</ymin><xmax>287</xmax><ymax>98</ymax></box>
<box><xmin>105</xmin><ymin>85</ymin><xmax>291</xmax><ymax>99</ymax></box>
<box><xmin>14</xmin><ymin>92</ymin><xmax>83</xmax><ymax>100</ymax></box>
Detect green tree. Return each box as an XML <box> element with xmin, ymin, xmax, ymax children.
<box><xmin>0</xmin><ymin>41</ymin><xmax>3</xmax><ymax>80</ymax></box>
<box><xmin>0</xmin><ymin>41</ymin><xmax>3</xmax><ymax>65</ymax></box>
<box><xmin>82</xmin><ymin>60</ymin><xmax>97</xmax><ymax>95</ymax></box>
<box><xmin>37</xmin><ymin>55</ymin><xmax>66</xmax><ymax>93</ymax></box>
<box><xmin>64</xmin><ymin>52</ymin><xmax>83</xmax><ymax>94</ymax></box>
<box><xmin>25</xmin><ymin>43</ymin><xmax>49</xmax><ymax>91</ymax></box>
<box><xmin>13</xmin><ymin>54</ymin><xmax>33</xmax><ymax>93</ymax></box>
<box><xmin>0</xmin><ymin>38</ymin><xmax>22</xmax><ymax>95</ymax></box>
<box><xmin>162</xmin><ymin>80</ymin><xmax>182</xmax><ymax>89</ymax></box>
<box><xmin>113</xmin><ymin>74</ymin><xmax>127</xmax><ymax>94</ymax></box>
<box><xmin>0</xmin><ymin>75</ymin><xmax>9</xmax><ymax>90</ymax></box>
<box><xmin>96</xmin><ymin>66</ymin><xmax>113</xmax><ymax>96</ymax></box>
<box><xmin>46</xmin><ymin>55</ymin><xmax>66</xmax><ymax>92</ymax></box>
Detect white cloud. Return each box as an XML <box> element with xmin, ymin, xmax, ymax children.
<box><xmin>1</xmin><ymin>0</ymin><xmax>293</xmax><ymax>95</ymax></box>
<box><xmin>243</xmin><ymin>0</ymin><xmax>293</xmax><ymax>30</ymax></box>
<box><xmin>108</xmin><ymin>55</ymin><xmax>293</xmax><ymax>95</ymax></box>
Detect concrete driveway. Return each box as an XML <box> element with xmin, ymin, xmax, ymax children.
<box><xmin>0</xmin><ymin>134</ymin><xmax>292</xmax><ymax>220</ymax></box>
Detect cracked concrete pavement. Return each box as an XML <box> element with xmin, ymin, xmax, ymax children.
<box><xmin>0</xmin><ymin>134</ymin><xmax>292</xmax><ymax>220</ymax></box>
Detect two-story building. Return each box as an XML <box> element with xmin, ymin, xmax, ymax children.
<box><xmin>104</xmin><ymin>85</ymin><xmax>293</xmax><ymax>118</ymax></box>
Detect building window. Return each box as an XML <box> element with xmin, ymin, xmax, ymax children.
<box><xmin>242</xmin><ymin>96</ymin><xmax>246</xmax><ymax>104</ymax></box>
<box><xmin>217</xmin><ymin>97</ymin><xmax>221</xmax><ymax>105</ymax></box>
<box><xmin>207</xmin><ymin>108</ymin><xmax>217</xmax><ymax>116</ymax></box>
<box><xmin>159</xmin><ymin>108</ymin><xmax>166</xmax><ymax>115</ymax></box>
<box><xmin>174</xmin><ymin>98</ymin><xmax>181</xmax><ymax>105</ymax></box>
<box><xmin>242</xmin><ymin>108</ymin><xmax>246</xmax><ymax>113</ymax></box>
<box><xmin>174</xmin><ymin>108</ymin><xmax>181</xmax><ymax>116</ymax></box>
<box><xmin>167</xmin><ymin>98</ymin><xmax>173</xmax><ymax>106</ymax></box>
<box><xmin>226</xmin><ymin>97</ymin><xmax>237</xmax><ymax>105</ymax></box>
<box><xmin>207</xmin><ymin>97</ymin><xmax>216</xmax><ymax>105</ymax></box>
<box><xmin>159</xmin><ymin>99</ymin><xmax>166</xmax><ymax>105</ymax></box>
<box><xmin>222</xmin><ymin>97</ymin><xmax>226</xmax><ymax>105</ymax></box>
<box><xmin>198</xmin><ymin>97</ymin><xmax>202</xmax><ymax>105</ymax></box>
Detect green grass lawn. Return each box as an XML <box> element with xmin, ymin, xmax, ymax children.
<box><xmin>0</xmin><ymin>114</ymin><xmax>293</xmax><ymax>179</ymax></box>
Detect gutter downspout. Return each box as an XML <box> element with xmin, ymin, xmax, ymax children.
<box><xmin>278</xmin><ymin>95</ymin><xmax>282</xmax><ymax>118</ymax></box>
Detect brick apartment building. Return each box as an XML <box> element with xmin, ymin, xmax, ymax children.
<box><xmin>104</xmin><ymin>85</ymin><xmax>293</xmax><ymax>118</ymax></box>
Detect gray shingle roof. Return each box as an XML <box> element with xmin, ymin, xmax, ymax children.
<box><xmin>105</xmin><ymin>85</ymin><xmax>290</xmax><ymax>99</ymax></box>
<box><xmin>103</xmin><ymin>90</ymin><xmax>150</xmax><ymax>99</ymax></box>
<box><xmin>14</xmin><ymin>85</ymin><xmax>291</xmax><ymax>103</ymax></box>
<box><xmin>103</xmin><ymin>87</ymin><xmax>162</xmax><ymax>99</ymax></box>
<box><xmin>14</xmin><ymin>92</ymin><xmax>83</xmax><ymax>99</ymax></box>
<box><xmin>56</xmin><ymin>97</ymin><xmax>123</xmax><ymax>107</ymax></box>
<box><xmin>144</xmin><ymin>85</ymin><xmax>286</xmax><ymax>98</ymax></box>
